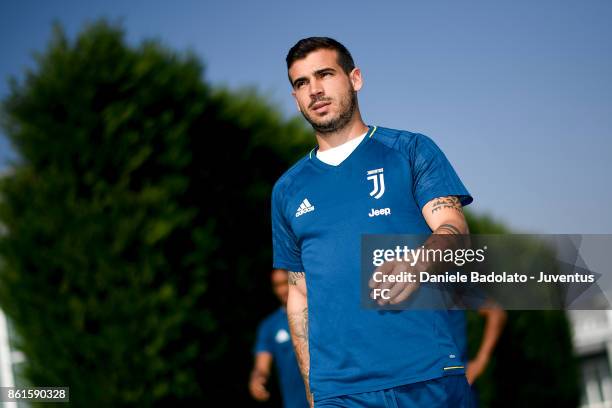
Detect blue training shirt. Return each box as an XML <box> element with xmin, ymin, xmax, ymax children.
<box><xmin>254</xmin><ymin>307</ymin><xmax>309</xmax><ymax>408</ymax></box>
<box><xmin>448</xmin><ymin>310</ymin><xmax>469</xmax><ymax>364</ymax></box>
<box><xmin>271</xmin><ymin>125</ymin><xmax>473</xmax><ymax>401</ymax></box>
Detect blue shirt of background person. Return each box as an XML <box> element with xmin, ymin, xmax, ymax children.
<box><xmin>250</xmin><ymin>269</ymin><xmax>309</xmax><ymax>408</ymax></box>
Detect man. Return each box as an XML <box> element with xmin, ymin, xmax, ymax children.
<box><xmin>250</xmin><ymin>269</ymin><xmax>309</xmax><ymax>408</ymax></box>
<box><xmin>271</xmin><ymin>37</ymin><xmax>474</xmax><ymax>407</ymax></box>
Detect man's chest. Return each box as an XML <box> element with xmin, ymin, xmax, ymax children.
<box><xmin>288</xmin><ymin>160</ymin><xmax>423</xmax><ymax>240</ymax></box>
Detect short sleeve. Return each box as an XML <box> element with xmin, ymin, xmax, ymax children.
<box><xmin>271</xmin><ymin>183</ymin><xmax>304</xmax><ymax>272</ymax></box>
<box><xmin>411</xmin><ymin>134</ymin><xmax>473</xmax><ymax>210</ymax></box>
<box><xmin>253</xmin><ymin>318</ymin><xmax>274</xmax><ymax>354</ymax></box>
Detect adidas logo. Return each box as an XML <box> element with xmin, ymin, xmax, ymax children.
<box><xmin>295</xmin><ymin>198</ymin><xmax>315</xmax><ymax>217</ymax></box>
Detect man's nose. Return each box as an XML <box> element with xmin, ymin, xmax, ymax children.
<box><xmin>309</xmin><ymin>78</ymin><xmax>324</xmax><ymax>97</ymax></box>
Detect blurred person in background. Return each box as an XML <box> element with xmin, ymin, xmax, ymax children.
<box><xmin>449</xmin><ymin>303</ymin><xmax>507</xmax><ymax>406</ymax></box>
<box><xmin>249</xmin><ymin>269</ymin><xmax>309</xmax><ymax>408</ymax></box>
<box><xmin>465</xmin><ymin>307</ymin><xmax>507</xmax><ymax>385</ymax></box>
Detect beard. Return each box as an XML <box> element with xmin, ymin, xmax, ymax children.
<box><xmin>301</xmin><ymin>85</ymin><xmax>358</xmax><ymax>134</ymax></box>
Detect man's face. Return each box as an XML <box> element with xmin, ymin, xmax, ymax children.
<box><xmin>288</xmin><ymin>48</ymin><xmax>362</xmax><ymax>134</ymax></box>
<box><xmin>271</xmin><ymin>269</ymin><xmax>289</xmax><ymax>305</ymax></box>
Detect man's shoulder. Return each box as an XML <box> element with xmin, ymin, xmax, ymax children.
<box><xmin>371</xmin><ymin>125</ymin><xmax>432</xmax><ymax>155</ymax></box>
<box><xmin>259</xmin><ymin>308</ymin><xmax>285</xmax><ymax>331</ymax></box>
<box><xmin>272</xmin><ymin>154</ymin><xmax>311</xmax><ymax>198</ymax></box>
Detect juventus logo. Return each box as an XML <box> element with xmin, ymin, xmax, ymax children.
<box><xmin>367</xmin><ymin>168</ymin><xmax>385</xmax><ymax>199</ymax></box>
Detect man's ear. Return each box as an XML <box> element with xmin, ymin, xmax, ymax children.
<box><xmin>350</xmin><ymin>68</ymin><xmax>363</xmax><ymax>92</ymax></box>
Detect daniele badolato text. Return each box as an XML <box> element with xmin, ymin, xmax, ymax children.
<box><xmin>370</xmin><ymin>245</ymin><xmax>596</xmax><ymax>283</ymax></box>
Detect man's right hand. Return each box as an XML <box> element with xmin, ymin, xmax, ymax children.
<box><xmin>368</xmin><ymin>260</ymin><xmax>422</xmax><ymax>305</ymax></box>
<box><xmin>249</xmin><ymin>372</ymin><xmax>270</xmax><ymax>401</ymax></box>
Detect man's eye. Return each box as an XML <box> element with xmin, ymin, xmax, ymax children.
<box><xmin>295</xmin><ymin>81</ymin><xmax>305</xmax><ymax>88</ymax></box>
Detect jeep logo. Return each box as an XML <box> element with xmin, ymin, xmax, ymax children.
<box><xmin>368</xmin><ymin>208</ymin><xmax>391</xmax><ymax>217</ymax></box>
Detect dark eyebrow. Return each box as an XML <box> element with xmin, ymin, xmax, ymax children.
<box><xmin>314</xmin><ymin>67</ymin><xmax>337</xmax><ymax>76</ymax></box>
<box><xmin>291</xmin><ymin>76</ymin><xmax>307</xmax><ymax>88</ymax></box>
<box><xmin>291</xmin><ymin>67</ymin><xmax>338</xmax><ymax>88</ymax></box>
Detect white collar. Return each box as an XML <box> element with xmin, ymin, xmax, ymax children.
<box><xmin>316</xmin><ymin>131</ymin><xmax>368</xmax><ymax>166</ymax></box>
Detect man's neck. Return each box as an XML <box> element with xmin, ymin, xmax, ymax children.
<box><xmin>315</xmin><ymin>117</ymin><xmax>369</xmax><ymax>152</ymax></box>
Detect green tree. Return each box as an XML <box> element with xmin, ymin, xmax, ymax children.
<box><xmin>0</xmin><ymin>21</ymin><xmax>311</xmax><ymax>406</ymax></box>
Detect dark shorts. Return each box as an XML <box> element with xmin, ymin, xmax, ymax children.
<box><xmin>315</xmin><ymin>375</ymin><xmax>474</xmax><ymax>408</ymax></box>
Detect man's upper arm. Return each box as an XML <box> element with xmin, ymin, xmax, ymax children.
<box><xmin>271</xmin><ymin>183</ymin><xmax>304</xmax><ymax>272</ymax></box>
<box><xmin>254</xmin><ymin>319</ymin><xmax>274</xmax><ymax>354</ymax></box>
<box><xmin>402</xmin><ymin>133</ymin><xmax>472</xmax><ymax>234</ymax></box>
<box><xmin>409</xmin><ymin>133</ymin><xmax>472</xmax><ymax>213</ymax></box>
<box><xmin>422</xmin><ymin>196</ymin><xmax>469</xmax><ymax>234</ymax></box>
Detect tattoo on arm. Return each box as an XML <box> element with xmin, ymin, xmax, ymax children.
<box><xmin>431</xmin><ymin>196</ymin><xmax>463</xmax><ymax>214</ymax></box>
<box><xmin>288</xmin><ymin>306</ymin><xmax>312</xmax><ymax>402</ymax></box>
<box><xmin>288</xmin><ymin>271</ymin><xmax>305</xmax><ymax>286</ymax></box>
<box><xmin>436</xmin><ymin>223</ymin><xmax>461</xmax><ymax>235</ymax></box>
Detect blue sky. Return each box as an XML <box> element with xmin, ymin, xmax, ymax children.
<box><xmin>1</xmin><ymin>0</ymin><xmax>611</xmax><ymax>233</ymax></box>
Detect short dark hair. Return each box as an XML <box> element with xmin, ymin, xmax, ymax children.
<box><xmin>286</xmin><ymin>37</ymin><xmax>355</xmax><ymax>75</ymax></box>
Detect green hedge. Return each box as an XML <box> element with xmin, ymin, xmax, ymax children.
<box><xmin>0</xmin><ymin>21</ymin><xmax>310</xmax><ymax>406</ymax></box>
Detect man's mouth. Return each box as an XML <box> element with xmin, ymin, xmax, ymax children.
<box><xmin>311</xmin><ymin>101</ymin><xmax>331</xmax><ymax>112</ymax></box>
